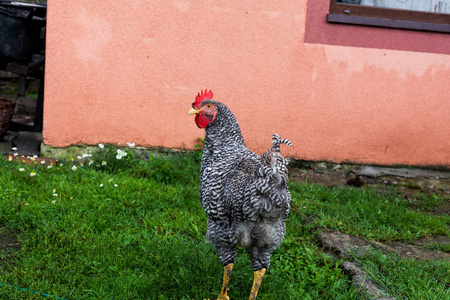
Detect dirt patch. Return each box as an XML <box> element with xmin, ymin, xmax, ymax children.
<box><xmin>341</xmin><ymin>261</ymin><xmax>396</xmax><ymax>300</ymax></box>
<box><xmin>318</xmin><ymin>229</ymin><xmax>450</xmax><ymax>262</ymax></box>
<box><xmin>290</xmin><ymin>170</ymin><xmax>350</xmax><ymax>187</ymax></box>
<box><xmin>317</xmin><ymin>229</ymin><xmax>396</xmax><ymax>299</ymax></box>
<box><xmin>386</xmin><ymin>236</ymin><xmax>450</xmax><ymax>261</ymax></box>
<box><xmin>0</xmin><ymin>229</ymin><xmax>21</xmax><ymax>263</ymax></box>
<box><xmin>290</xmin><ymin>166</ymin><xmax>450</xmax><ymax>194</ymax></box>
<box><xmin>317</xmin><ymin>228</ymin><xmax>373</xmax><ymax>258</ymax></box>
<box><xmin>289</xmin><ymin>164</ymin><xmax>450</xmax><ymax>216</ymax></box>
<box><xmin>294</xmin><ymin>164</ymin><xmax>450</xmax><ymax>261</ymax></box>
<box><xmin>316</xmin><ymin>229</ymin><xmax>450</xmax><ymax>300</ymax></box>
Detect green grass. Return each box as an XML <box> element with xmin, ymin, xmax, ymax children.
<box><xmin>0</xmin><ymin>146</ymin><xmax>449</xmax><ymax>299</ymax></box>
<box><xmin>424</xmin><ymin>242</ymin><xmax>450</xmax><ymax>253</ymax></box>
<box><xmin>353</xmin><ymin>250</ymin><xmax>450</xmax><ymax>299</ymax></box>
<box><xmin>290</xmin><ymin>183</ymin><xmax>450</xmax><ymax>242</ymax></box>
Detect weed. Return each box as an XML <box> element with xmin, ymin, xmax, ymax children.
<box><xmin>193</xmin><ymin>137</ymin><xmax>205</xmax><ymax>151</ymax></box>
<box><xmin>405</xmin><ymin>182</ymin><xmax>421</xmax><ymax>190</ymax></box>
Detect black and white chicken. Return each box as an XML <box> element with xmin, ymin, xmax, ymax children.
<box><xmin>189</xmin><ymin>90</ymin><xmax>292</xmax><ymax>300</ymax></box>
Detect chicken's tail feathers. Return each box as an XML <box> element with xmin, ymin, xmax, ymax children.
<box><xmin>242</xmin><ymin>133</ymin><xmax>291</xmax><ymax>221</ymax></box>
<box><xmin>261</xmin><ymin>133</ymin><xmax>292</xmax><ymax>174</ymax></box>
<box><xmin>272</xmin><ymin>133</ymin><xmax>293</xmax><ymax>148</ymax></box>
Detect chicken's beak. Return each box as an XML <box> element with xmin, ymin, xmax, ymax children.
<box><xmin>188</xmin><ymin>108</ymin><xmax>201</xmax><ymax>115</ymax></box>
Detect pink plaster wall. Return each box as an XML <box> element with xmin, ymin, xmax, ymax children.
<box><xmin>44</xmin><ymin>0</ymin><xmax>450</xmax><ymax>166</ymax></box>
<box><xmin>305</xmin><ymin>1</ymin><xmax>450</xmax><ymax>55</ymax></box>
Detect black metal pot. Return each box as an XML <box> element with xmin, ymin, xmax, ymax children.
<box><xmin>0</xmin><ymin>1</ymin><xmax>46</xmax><ymax>61</ymax></box>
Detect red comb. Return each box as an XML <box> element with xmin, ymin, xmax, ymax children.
<box><xmin>192</xmin><ymin>89</ymin><xmax>213</xmax><ymax>108</ymax></box>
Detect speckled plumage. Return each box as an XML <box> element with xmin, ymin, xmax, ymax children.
<box><xmin>197</xmin><ymin>100</ymin><xmax>291</xmax><ymax>272</ymax></box>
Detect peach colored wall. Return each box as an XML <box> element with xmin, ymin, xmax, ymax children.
<box><xmin>44</xmin><ymin>0</ymin><xmax>450</xmax><ymax>166</ymax></box>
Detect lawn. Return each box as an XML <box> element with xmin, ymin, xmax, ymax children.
<box><xmin>0</xmin><ymin>145</ymin><xmax>449</xmax><ymax>299</ymax></box>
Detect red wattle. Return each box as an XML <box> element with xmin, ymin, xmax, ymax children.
<box><xmin>195</xmin><ymin>113</ymin><xmax>210</xmax><ymax>128</ymax></box>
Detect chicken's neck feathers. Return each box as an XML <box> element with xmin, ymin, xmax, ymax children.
<box><xmin>203</xmin><ymin>101</ymin><xmax>246</xmax><ymax>151</ymax></box>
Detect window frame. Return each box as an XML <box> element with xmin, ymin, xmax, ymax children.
<box><xmin>328</xmin><ymin>0</ymin><xmax>450</xmax><ymax>33</ymax></box>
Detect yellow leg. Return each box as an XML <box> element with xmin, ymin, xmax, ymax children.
<box><xmin>248</xmin><ymin>268</ymin><xmax>266</xmax><ymax>300</ymax></box>
<box><xmin>217</xmin><ymin>263</ymin><xmax>234</xmax><ymax>300</ymax></box>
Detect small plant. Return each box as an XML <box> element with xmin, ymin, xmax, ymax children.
<box><xmin>405</xmin><ymin>182</ymin><xmax>421</xmax><ymax>190</ymax></box>
<box><xmin>88</xmin><ymin>143</ymin><xmax>137</xmax><ymax>173</ymax></box>
<box><xmin>194</xmin><ymin>137</ymin><xmax>205</xmax><ymax>151</ymax></box>
<box><xmin>194</xmin><ymin>137</ymin><xmax>205</xmax><ymax>160</ymax></box>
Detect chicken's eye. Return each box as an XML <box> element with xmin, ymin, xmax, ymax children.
<box><xmin>205</xmin><ymin>104</ymin><xmax>212</xmax><ymax>109</ymax></box>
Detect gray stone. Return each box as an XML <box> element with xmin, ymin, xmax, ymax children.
<box><xmin>341</xmin><ymin>261</ymin><xmax>396</xmax><ymax>300</ymax></box>
<box><xmin>353</xmin><ymin>166</ymin><xmax>449</xmax><ymax>179</ymax></box>
<box><xmin>317</xmin><ymin>228</ymin><xmax>373</xmax><ymax>258</ymax></box>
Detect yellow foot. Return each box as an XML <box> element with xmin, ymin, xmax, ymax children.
<box><xmin>217</xmin><ymin>263</ymin><xmax>233</xmax><ymax>300</ymax></box>
<box><xmin>248</xmin><ymin>268</ymin><xmax>266</xmax><ymax>300</ymax></box>
<box><xmin>201</xmin><ymin>296</ymin><xmax>229</xmax><ymax>300</ymax></box>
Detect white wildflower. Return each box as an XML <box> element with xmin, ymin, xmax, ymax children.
<box><xmin>71</xmin><ymin>165</ymin><xmax>77</xmax><ymax>171</ymax></box>
<box><xmin>98</xmin><ymin>143</ymin><xmax>104</xmax><ymax>149</ymax></box>
<box><xmin>117</xmin><ymin>149</ymin><xmax>127</xmax><ymax>158</ymax></box>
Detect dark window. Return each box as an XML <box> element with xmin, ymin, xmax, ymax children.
<box><xmin>328</xmin><ymin>0</ymin><xmax>450</xmax><ymax>33</ymax></box>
